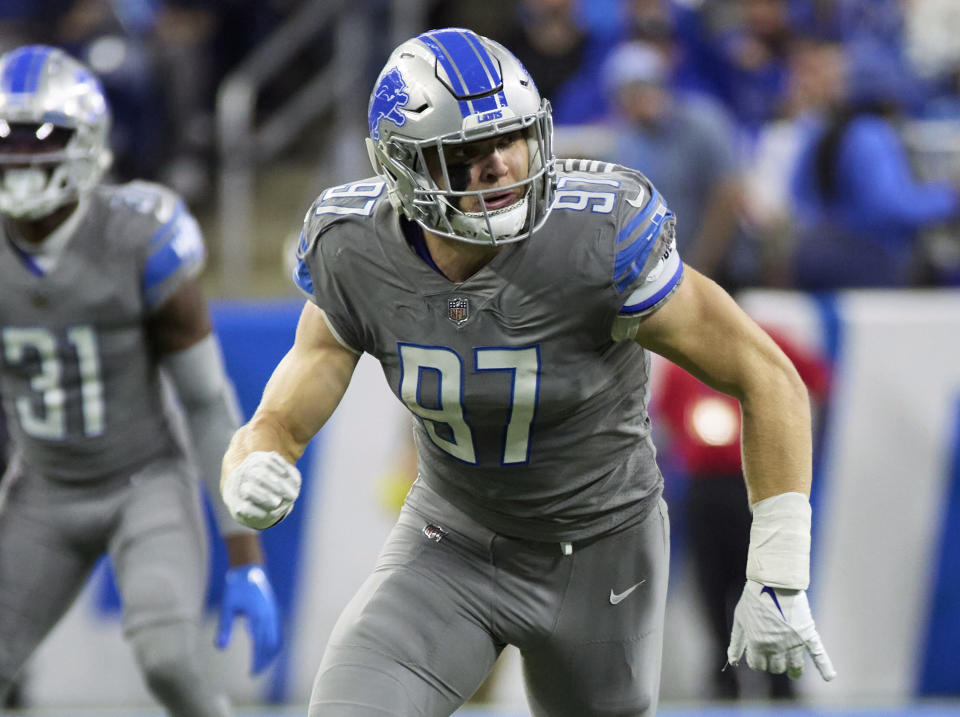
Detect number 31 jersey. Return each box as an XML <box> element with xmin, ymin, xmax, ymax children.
<box><xmin>0</xmin><ymin>181</ymin><xmax>205</xmax><ymax>481</ymax></box>
<box><xmin>296</xmin><ymin>161</ymin><xmax>683</xmax><ymax>542</ymax></box>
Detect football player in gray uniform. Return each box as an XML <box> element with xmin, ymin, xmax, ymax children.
<box><xmin>221</xmin><ymin>28</ymin><xmax>835</xmax><ymax>717</ymax></box>
<box><xmin>0</xmin><ymin>46</ymin><xmax>282</xmax><ymax>714</ymax></box>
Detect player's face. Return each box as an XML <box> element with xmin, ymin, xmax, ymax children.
<box><xmin>0</xmin><ymin>121</ymin><xmax>74</xmax><ymax>166</ymax></box>
<box><xmin>0</xmin><ymin>121</ymin><xmax>78</xmax><ymax>232</ymax></box>
<box><xmin>426</xmin><ymin>130</ymin><xmax>530</xmax><ymax>213</ymax></box>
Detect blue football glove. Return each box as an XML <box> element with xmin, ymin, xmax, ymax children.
<box><xmin>216</xmin><ymin>564</ymin><xmax>282</xmax><ymax>675</ymax></box>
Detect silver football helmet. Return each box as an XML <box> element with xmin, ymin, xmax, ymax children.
<box><xmin>367</xmin><ymin>28</ymin><xmax>555</xmax><ymax>245</ymax></box>
<box><xmin>0</xmin><ymin>45</ymin><xmax>112</xmax><ymax>220</ymax></box>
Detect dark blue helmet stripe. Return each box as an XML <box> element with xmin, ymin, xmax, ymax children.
<box><xmin>460</xmin><ymin>31</ymin><xmax>509</xmax><ymax>114</ymax></box>
<box><xmin>0</xmin><ymin>50</ymin><xmax>28</xmax><ymax>93</ymax></box>
<box><xmin>3</xmin><ymin>45</ymin><xmax>52</xmax><ymax>94</ymax></box>
<box><xmin>416</xmin><ymin>32</ymin><xmax>469</xmax><ymax>116</ymax></box>
<box><xmin>462</xmin><ymin>31</ymin><xmax>502</xmax><ymax>87</ymax></box>
<box><xmin>417</xmin><ymin>32</ymin><xmax>466</xmax><ymax>96</ymax></box>
<box><xmin>23</xmin><ymin>47</ymin><xmax>51</xmax><ymax>93</ymax></box>
<box><xmin>418</xmin><ymin>29</ymin><xmax>499</xmax><ymax>98</ymax></box>
<box><xmin>468</xmin><ymin>94</ymin><xmax>499</xmax><ymax>114</ymax></box>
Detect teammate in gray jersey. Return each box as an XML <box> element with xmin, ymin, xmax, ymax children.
<box><xmin>221</xmin><ymin>28</ymin><xmax>835</xmax><ymax>716</ymax></box>
<box><xmin>0</xmin><ymin>46</ymin><xmax>282</xmax><ymax>714</ymax></box>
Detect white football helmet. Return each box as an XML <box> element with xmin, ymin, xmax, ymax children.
<box><xmin>367</xmin><ymin>28</ymin><xmax>555</xmax><ymax>245</ymax></box>
<box><xmin>0</xmin><ymin>45</ymin><xmax>112</xmax><ymax>220</ymax></box>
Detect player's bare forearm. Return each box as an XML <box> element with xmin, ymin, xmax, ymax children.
<box><xmin>634</xmin><ymin>266</ymin><xmax>812</xmax><ymax>502</ymax></box>
<box><xmin>223</xmin><ymin>386</ymin><xmax>311</xmax><ymax>473</ymax></box>
<box><xmin>738</xmin><ymin>359</ymin><xmax>811</xmax><ymax>502</ymax></box>
<box><xmin>221</xmin><ymin>302</ymin><xmax>359</xmax><ymax>484</ymax></box>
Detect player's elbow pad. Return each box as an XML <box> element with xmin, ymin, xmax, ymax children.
<box><xmin>160</xmin><ymin>335</ymin><xmax>240</xmax><ymax>418</ymax></box>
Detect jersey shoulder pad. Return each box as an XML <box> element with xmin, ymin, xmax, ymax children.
<box><xmin>553</xmin><ymin>159</ymin><xmax>659</xmax><ymax>226</ymax></box>
<box><xmin>555</xmin><ymin>157</ymin><xmax>623</xmax><ymax>176</ymax></box>
<box><xmin>603</xmin><ymin>164</ymin><xmax>675</xmax><ymax>292</ymax></box>
<box><xmin>101</xmin><ymin>180</ymin><xmax>203</xmax><ymax>259</ymax></box>
<box><xmin>552</xmin><ymin>158</ymin><xmax>676</xmax><ymax>291</ymax></box>
<box><xmin>105</xmin><ymin>180</ymin><xmax>185</xmax><ymax>231</ymax></box>
<box><xmin>554</xmin><ymin>159</ymin><xmax>681</xmax><ymax>324</ymax></box>
<box><xmin>101</xmin><ymin>181</ymin><xmax>206</xmax><ymax>309</ymax></box>
<box><xmin>293</xmin><ymin>177</ymin><xmax>388</xmax><ymax>298</ymax></box>
<box><xmin>301</xmin><ymin>176</ymin><xmax>389</xmax><ymax>246</ymax></box>
<box><xmin>554</xmin><ymin>158</ymin><xmax>652</xmax><ymax>192</ymax></box>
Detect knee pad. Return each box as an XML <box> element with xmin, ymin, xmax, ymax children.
<box><xmin>128</xmin><ymin>622</ymin><xmax>229</xmax><ymax>717</ymax></box>
<box><xmin>130</xmin><ymin>622</ymin><xmax>199</xmax><ymax>679</ymax></box>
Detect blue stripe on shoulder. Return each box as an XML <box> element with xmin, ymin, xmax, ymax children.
<box><xmin>293</xmin><ymin>261</ymin><xmax>314</xmax><ymax>295</ymax></box>
<box><xmin>148</xmin><ymin>201</ymin><xmax>185</xmax><ymax>249</ymax></box>
<box><xmin>613</xmin><ymin>216</ymin><xmax>663</xmax><ymax>283</ymax></box>
<box><xmin>142</xmin><ymin>206</ymin><xmax>204</xmax><ymax>300</ymax></box>
<box><xmin>294</xmin><ymin>230</ymin><xmax>314</xmax><ymax>293</ymax></box>
<box><xmin>619</xmin><ymin>260</ymin><xmax>684</xmax><ymax>314</ymax></box>
<box><xmin>614</xmin><ymin>208</ymin><xmax>672</xmax><ymax>291</ymax></box>
<box><xmin>615</xmin><ymin>187</ymin><xmax>661</xmax><ymax>245</ymax></box>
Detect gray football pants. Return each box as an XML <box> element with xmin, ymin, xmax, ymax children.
<box><xmin>0</xmin><ymin>454</ymin><xmax>230</xmax><ymax>717</ymax></box>
<box><xmin>310</xmin><ymin>479</ymin><xmax>670</xmax><ymax>716</ymax></box>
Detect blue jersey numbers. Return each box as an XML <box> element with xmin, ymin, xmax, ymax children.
<box><xmin>398</xmin><ymin>343</ymin><xmax>541</xmax><ymax>465</ymax></box>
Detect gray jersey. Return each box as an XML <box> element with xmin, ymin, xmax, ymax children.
<box><xmin>296</xmin><ymin>161</ymin><xmax>683</xmax><ymax>542</ymax></box>
<box><xmin>0</xmin><ymin>181</ymin><xmax>205</xmax><ymax>481</ymax></box>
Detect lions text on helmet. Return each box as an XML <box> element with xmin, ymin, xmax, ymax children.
<box><xmin>366</xmin><ymin>28</ymin><xmax>555</xmax><ymax>246</ymax></box>
<box><xmin>0</xmin><ymin>46</ymin><xmax>112</xmax><ymax>221</ymax></box>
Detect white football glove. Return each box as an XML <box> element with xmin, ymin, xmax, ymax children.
<box><xmin>727</xmin><ymin>580</ymin><xmax>836</xmax><ymax>681</ymax></box>
<box><xmin>222</xmin><ymin>451</ymin><xmax>301</xmax><ymax>530</ymax></box>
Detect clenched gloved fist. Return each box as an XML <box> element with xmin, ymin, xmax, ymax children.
<box><xmin>727</xmin><ymin>579</ymin><xmax>836</xmax><ymax>681</ymax></box>
<box><xmin>222</xmin><ymin>451</ymin><xmax>301</xmax><ymax>530</ymax></box>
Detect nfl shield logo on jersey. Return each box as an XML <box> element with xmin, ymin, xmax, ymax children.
<box><xmin>448</xmin><ymin>296</ymin><xmax>469</xmax><ymax>326</ymax></box>
<box><xmin>422</xmin><ymin>523</ymin><xmax>447</xmax><ymax>542</ymax></box>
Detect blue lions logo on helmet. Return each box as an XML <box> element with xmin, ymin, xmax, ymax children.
<box><xmin>369</xmin><ymin>67</ymin><xmax>409</xmax><ymax>140</ymax></box>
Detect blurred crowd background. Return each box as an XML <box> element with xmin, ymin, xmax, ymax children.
<box><xmin>4</xmin><ymin>0</ymin><xmax>960</xmax><ymax>297</ymax></box>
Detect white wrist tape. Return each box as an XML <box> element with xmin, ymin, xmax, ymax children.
<box><xmin>746</xmin><ymin>491</ymin><xmax>811</xmax><ymax>590</ymax></box>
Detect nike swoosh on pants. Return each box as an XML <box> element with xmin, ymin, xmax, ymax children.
<box><xmin>609</xmin><ymin>580</ymin><xmax>646</xmax><ymax>605</ymax></box>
